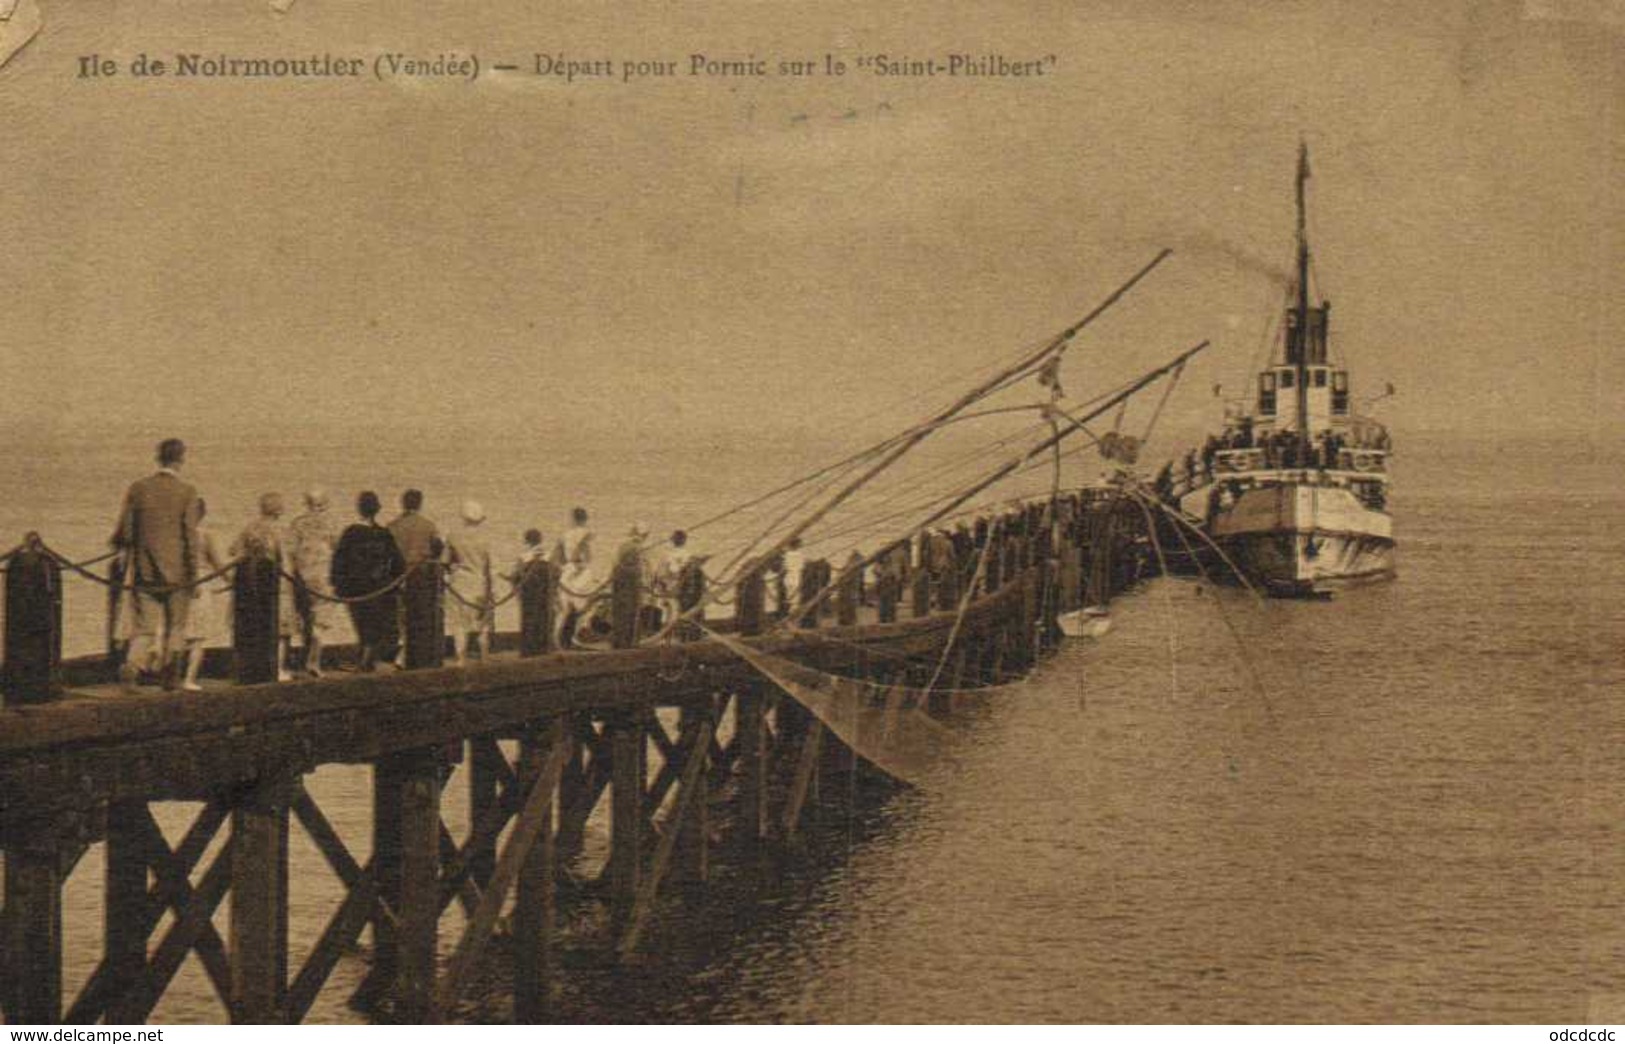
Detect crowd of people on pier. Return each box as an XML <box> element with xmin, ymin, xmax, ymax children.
<box><xmin>103</xmin><ymin>438</ymin><xmax>1109</xmax><ymax>694</ymax></box>
<box><xmin>107</xmin><ymin>438</ymin><xmax>705</xmax><ymax>691</ymax></box>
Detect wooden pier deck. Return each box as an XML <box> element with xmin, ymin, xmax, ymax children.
<box><xmin>0</xmin><ymin>491</ymin><xmax>1149</xmax><ymax>1025</ymax></box>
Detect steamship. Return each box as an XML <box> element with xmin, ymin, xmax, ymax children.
<box><xmin>1198</xmin><ymin>145</ymin><xmax>1395</xmax><ymax>596</ymax></box>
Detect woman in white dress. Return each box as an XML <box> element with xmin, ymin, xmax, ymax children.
<box><xmin>446</xmin><ymin>500</ymin><xmax>494</xmax><ymax>665</ymax></box>
<box><xmin>182</xmin><ymin>499</ymin><xmax>229</xmax><ymax>692</ymax></box>
<box><xmin>552</xmin><ymin>506</ymin><xmax>595</xmax><ymax>648</ymax></box>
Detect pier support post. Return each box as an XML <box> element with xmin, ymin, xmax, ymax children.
<box><xmin>676</xmin><ymin>560</ymin><xmax>705</xmax><ymax>642</ymax></box>
<box><xmin>736</xmin><ymin>568</ymin><xmax>764</xmax><ymax>636</ymax></box>
<box><xmin>468</xmin><ymin>736</ymin><xmax>504</xmax><ymax>891</ymax></box>
<box><xmin>935</xmin><ymin>544</ymin><xmax>959</xmax><ymax>611</ymax></box>
<box><xmin>675</xmin><ymin>702</ymin><xmax>713</xmax><ymax>884</ymax></box>
<box><xmin>797</xmin><ymin>563</ymin><xmax>822</xmax><ymax>629</ymax></box>
<box><xmin>734</xmin><ymin>585</ymin><xmax>770</xmax><ymax>848</ymax></box>
<box><xmin>518</xmin><ymin>559</ymin><xmax>555</xmax><ymax>657</ymax></box>
<box><xmin>611</xmin><ymin>549</ymin><xmax>642</xmax><ymax>648</ymax></box>
<box><xmin>910</xmin><ymin>561</ymin><xmax>931</xmax><ymax>618</ymax></box>
<box><xmin>375</xmin><ymin>747</ymin><xmax>441</xmax><ymax>1022</ymax></box>
<box><xmin>3</xmin><ymin>535</ymin><xmax>62</xmax><ymax>706</ymax></box>
<box><xmin>366</xmin><ymin>761</ymin><xmax>401</xmax><ymax>1008</ymax></box>
<box><xmin>876</xmin><ymin>563</ymin><xmax>899</xmax><ymax>623</ymax></box>
<box><xmin>733</xmin><ymin>684</ymin><xmax>770</xmax><ymax>846</ymax></box>
<box><xmin>229</xmin><ymin>777</ymin><xmax>292</xmax><ymax>1024</ymax></box>
<box><xmin>836</xmin><ymin>561</ymin><xmax>859</xmax><ymax>626</ymax></box>
<box><xmin>3</xmin><ymin>824</ymin><xmax>64</xmax><ymax>1022</ymax></box>
<box><xmin>402</xmin><ymin>566</ymin><xmax>443</xmax><ymax>670</ymax></box>
<box><xmin>513</xmin><ymin>718</ymin><xmax>561</xmax><ymax>1023</ymax></box>
<box><xmin>607</xmin><ymin>709</ymin><xmax>647</xmax><ymax>934</ymax></box>
<box><xmin>103</xmin><ymin>802</ymin><xmax>149</xmax><ymax>1024</ymax></box>
<box><xmin>232</xmin><ymin>554</ymin><xmax>281</xmax><ymax>685</ymax></box>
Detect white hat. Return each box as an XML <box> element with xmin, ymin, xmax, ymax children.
<box><xmin>461</xmin><ymin>500</ymin><xmax>486</xmax><ymax>525</ymax></box>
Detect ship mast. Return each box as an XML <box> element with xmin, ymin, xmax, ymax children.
<box><xmin>1293</xmin><ymin>140</ymin><xmax>1312</xmax><ymax>443</ymax></box>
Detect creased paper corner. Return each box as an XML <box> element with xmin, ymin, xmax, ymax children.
<box><xmin>0</xmin><ymin>0</ymin><xmax>41</xmax><ymax>72</ymax></box>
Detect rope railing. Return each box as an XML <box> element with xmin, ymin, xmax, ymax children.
<box><xmin>277</xmin><ymin>558</ymin><xmax>426</xmax><ymax>606</ymax></box>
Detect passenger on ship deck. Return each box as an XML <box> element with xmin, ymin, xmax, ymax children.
<box><xmin>231</xmin><ymin>491</ymin><xmax>295</xmax><ymax>682</ymax></box>
<box><xmin>289</xmin><ymin>489</ymin><xmax>340</xmax><ymax>677</ymax></box>
<box><xmin>332</xmin><ymin>491</ymin><xmax>404</xmax><ymax>673</ymax></box>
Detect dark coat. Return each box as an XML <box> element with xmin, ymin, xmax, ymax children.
<box><xmin>333</xmin><ymin>521</ymin><xmax>405</xmax><ymax>598</ymax></box>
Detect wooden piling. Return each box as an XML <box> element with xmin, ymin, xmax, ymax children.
<box><xmin>876</xmin><ymin>562</ymin><xmax>900</xmax><ymax>623</ymax></box>
<box><xmin>737</xmin><ymin>568</ymin><xmax>765</xmax><ymax>637</ymax></box>
<box><xmin>402</xmin><ymin>565</ymin><xmax>443</xmax><ymax>670</ymax></box>
<box><xmin>675</xmin><ymin>704</ymin><xmax>713</xmax><ymax>884</ymax></box>
<box><xmin>513</xmin><ymin>719</ymin><xmax>562</xmax><ymax>1022</ymax></box>
<box><xmin>233</xmin><ymin>554</ymin><xmax>282</xmax><ymax>685</ymax></box>
<box><xmin>398</xmin><ymin>749</ymin><xmax>442</xmax><ymax>1023</ymax></box>
<box><xmin>3</xmin><ymin>536</ymin><xmax>62</xmax><ymax>706</ymax></box>
<box><xmin>372</xmin><ymin>747</ymin><xmax>441</xmax><ymax>1022</ymax></box>
<box><xmin>782</xmin><ymin>723</ymin><xmax>824</xmax><ymax>844</ymax></box>
<box><xmin>103</xmin><ymin>802</ymin><xmax>149</xmax><ymax>1024</ymax></box>
<box><xmin>607</xmin><ymin>709</ymin><xmax>647</xmax><ymax>933</ymax></box>
<box><xmin>4</xmin><ymin>826</ymin><xmax>63</xmax><ymax>1023</ymax></box>
<box><xmin>611</xmin><ymin>545</ymin><xmax>642</xmax><ymax>648</ymax></box>
<box><xmin>517</xmin><ymin>559</ymin><xmax>555</xmax><ymax>657</ymax></box>
<box><xmin>468</xmin><ymin>736</ymin><xmax>504</xmax><ymax>890</ymax></box>
<box><xmin>798</xmin><ymin>560</ymin><xmax>826</xmax><ymax>629</ymax></box>
<box><xmin>230</xmin><ymin>777</ymin><xmax>292</xmax><ymax>1023</ymax></box>
<box><xmin>733</xmin><ymin>683</ymin><xmax>770</xmax><ymax>846</ymax></box>
<box><xmin>363</xmin><ymin>762</ymin><xmax>401</xmax><ymax>1010</ymax></box>
<box><xmin>676</xmin><ymin>559</ymin><xmax>705</xmax><ymax>642</ymax></box>
<box><xmin>836</xmin><ymin>560</ymin><xmax>859</xmax><ymax>626</ymax></box>
<box><xmin>910</xmin><ymin>559</ymin><xmax>936</xmax><ymax>617</ymax></box>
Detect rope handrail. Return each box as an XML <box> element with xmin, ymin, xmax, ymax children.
<box><xmin>49</xmin><ymin>544</ymin><xmax>243</xmax><ymax>595</ymax></box>
<box><xmin>277</xmin><ymin>557</ymin><xmax>432</xmax><ymax>606</ymax></box>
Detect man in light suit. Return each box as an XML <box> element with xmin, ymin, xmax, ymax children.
<box><xmin>112</xmin><ymin>438</ymin><xmax>201</xmax><ymax>690</ymax></box>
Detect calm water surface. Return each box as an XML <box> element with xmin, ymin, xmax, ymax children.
<box><xmin>6</xmin><ymin>430</ymin><xmax>1623</xmax><ymax>1022</ymax></box>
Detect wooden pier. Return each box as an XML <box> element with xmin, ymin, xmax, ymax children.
<box><xmin>0</xmin><ymin>491</ymin><xmax>1148</xmax><ymax>1024</ymax></box>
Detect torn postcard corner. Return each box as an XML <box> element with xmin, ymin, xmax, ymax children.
<box><xmin>0</xmin><ymin>0</ymin><xmax>41</xmax><ymax>72</ymax></box>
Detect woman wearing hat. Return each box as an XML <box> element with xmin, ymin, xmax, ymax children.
<box><xmin>446</xmin><ymin>499</ymin><xmax>494</xmax><ymax>666</ymax></box>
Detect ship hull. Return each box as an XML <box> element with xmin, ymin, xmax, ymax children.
<box><xmin>1208</xmin><ymin>481</ymin><xmax>1394</xmax><ymax>597</ymax></box>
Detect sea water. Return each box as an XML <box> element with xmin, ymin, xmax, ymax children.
<box><xmin>3</xmin><ymin>428</ymin><xmax>1622</xmax><ymax>1023</ymax></box>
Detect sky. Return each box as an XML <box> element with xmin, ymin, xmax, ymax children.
<box><xmin>1</xmin><ymin>0</ymin><xmax>1620</xmax><ymax>459</ymax></box>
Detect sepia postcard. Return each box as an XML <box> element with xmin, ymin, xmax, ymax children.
<box><xmin>1</xmin><ymin>0</ymin><xmax>1621</xmax><ymax>1029</ymax></box>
